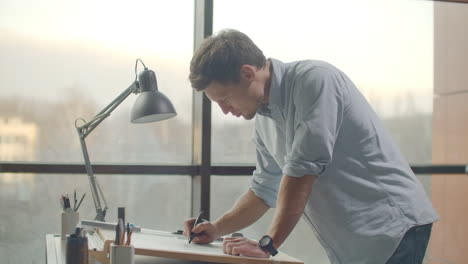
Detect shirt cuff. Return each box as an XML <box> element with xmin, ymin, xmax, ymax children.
<box><xmin>249</xmin><ymin>178</ymin><xmax>277</xmax><ymax>208</ymax></box>
<box><xmin>282</xmin><ymin>158</ymin><xmax>326</xmax><ymax>177</ymax></box>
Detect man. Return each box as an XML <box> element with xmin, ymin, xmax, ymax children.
<box><xmin>183</xmin><ymin>29</ymin><xmax>438</xmax><ymax>264</ymax></box>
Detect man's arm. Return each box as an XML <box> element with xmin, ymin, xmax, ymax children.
<box><xmin>183</xmin><ymin>189</ymin><xmax>269</xmax><ymax>243</ymax></box>
<box><xmin>267</xmin><ymin>174</ymin><xmax>315</xmax><ymax>249</ymax></box>
<box><xmin>214</xmin><ymin>189</ymin><xmax>270</xmax><ymax>236</ymax></box>
<box><xmin>222</xmin><ymin>174</ymin><xmax>315</xmax><ymax>257</ymax></box>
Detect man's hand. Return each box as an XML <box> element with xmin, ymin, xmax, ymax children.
<box><xmin>222</xmin><ymin>237</ymin><xmax>270</xmax><ymax>258</ymax></box>
<box><xmin>183</xmin><ymin>218</ymin><xmax>220</xmax><ymax>244</ymax></box>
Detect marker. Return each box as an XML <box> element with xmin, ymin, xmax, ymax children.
<box><xmin>188</xmin><ymin>211</ymin><xmax>204</xmax><ymax>244</ymax></box>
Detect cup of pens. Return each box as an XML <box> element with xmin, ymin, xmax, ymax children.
<box><xmin>110</xmin><ymin>244</ymin><xmax>134</xmax><ymax>264</ymax></box>
<box><xmin>110</xmin><ymin>218</ymin><xmax>135</xmax><ymax>264</ymax></box>
<box><xmin>61</xmin><ymin>191</ymin><xmax>86</xmax><ymax>240</ymax></box>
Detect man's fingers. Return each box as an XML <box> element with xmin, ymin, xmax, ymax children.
<box><xmin>231</xmin><ymin>243</ymin><xmax>269</xmax><ymax>258</ymax></box>
<box><xmin>223</xmin><ymin>238</ymin><xmax>247</xmax><ymax>254</ymax></box>
<box><xmin>191</xmin><ymin>233</ymin><xmax>210</xmax><ymax>244</ymax></box>
<box><xmin>231</xmin><ymin>246</ymin><xmax>241</xmax><ymax>256</ymax></box>
<box><xmin>183</xmin><ymin>218</ymin><xmax>196</xmax><ymax>237</ymax></box>
<box><xmin>223</xmin><ymin>237</ymin><xmax>239</xmax><ymax>242</ymax></box>
<box><xmin>223</xmin><ymin>237</ymin><xmax>244</xmax><ymax>243</ymax></box>
<box><xmin>192</xmin><ymin>221</ymin><xmax>210</xmax><ymax>234</ymax></box>
<box><xmin>191</xmin><ymin>235</ymin><xmax>202</xmax><ymax>244</ymax></box>
<box><xmin>223</xmin><ymin>238</ymin><xmax>269</xmax><ymax>258</ymax></box>
<box><xmin>225</xmin><ymin>241</ymin><xmax>243</xmax><ymax>255</ymax></box>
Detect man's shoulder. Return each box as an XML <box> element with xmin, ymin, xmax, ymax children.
<box><xmin>285</xmin><ymin>59</ymin><xmax>340</xmax><ymax>77</ymax></box>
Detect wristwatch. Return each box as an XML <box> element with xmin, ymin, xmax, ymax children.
<box><xmin>258</xmin><ymin>235</ymin><xmax>278</xmax><ymax>256</ymax></box>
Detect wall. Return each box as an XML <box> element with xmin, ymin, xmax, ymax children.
<box><xmin>431</xmin><ymin>2</ymin><xmax>468</xmax><ymax>263</ymax></box>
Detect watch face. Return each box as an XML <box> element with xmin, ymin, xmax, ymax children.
<box><xmin>259</xmin><ymin>236</ymin><xmax>271</xmax><ymax>247</ymax></box>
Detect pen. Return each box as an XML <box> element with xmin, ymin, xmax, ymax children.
<box><xmin>125</xmin><ymin>223</ymin><xmax>133</xmax><ymax>245</ymax></box>
<box><xmin>75</xmin><ymin>193</ymin><xmax>86</xmax><ymax>212</ymax></box>
<box><xmin>64</xmin><ymin>195</ymin><xmax>71</xmax><ymax>209</ymax></box>
<box><xmin>60</xmin><ymin>196</ymin><xmax>64</xmax><ymax>210</ymax></box>
<box><xmin>126</xmin><ymin>223</ymin><xmax>130</xmax><ymax>241</ymax></box>
<box><xmin>126</xmin><ymin>230</ymin><xmax>133</xmax><ymax>245</ymax></box>
<box><xmin>73</xmin><ymin>190</ymin><xmax>77</xmax><ymax>211</ymax></box>
<box><xmin>188</xmin><ymin>211</ymin><xmax>204</xmax><ymax>244</ymax></box>
<box><xmin>114</xmin><ymin>222</ymin><xmax>120</xmax><ymax>245</ymax></box>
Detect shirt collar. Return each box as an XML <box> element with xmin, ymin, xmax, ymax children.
<box><xmin>257</xmin><ymin>58</ymin><xmax>285</xmax><ymax>117</ymax></box>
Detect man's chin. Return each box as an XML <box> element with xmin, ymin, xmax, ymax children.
<box><xmin>243</xmin><ymin>112</ymin><xmax>256</xmax><ymax>120</ymax></box>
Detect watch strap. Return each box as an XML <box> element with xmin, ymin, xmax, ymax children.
<box><xmin>258</xmin><ymin>235</ymin><xmax>278</xmax><ymax>256</ymax></box>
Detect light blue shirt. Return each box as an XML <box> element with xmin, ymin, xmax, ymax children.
<box><xmin>250</xmin><ymin>58</ymin><xmax>438</xmax><ymax>264</ymax></box>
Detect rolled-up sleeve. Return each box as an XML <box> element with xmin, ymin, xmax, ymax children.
<box><xmin>250</xmin><ymin>129</ymin><xmax>283</xmax><ymax>208</ymax></box>
<box><xmin>283</xmin><ymin>67</ymin><xmax>345</xmax><ymax>178</ymax></box>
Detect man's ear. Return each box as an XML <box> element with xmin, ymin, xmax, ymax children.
<box><xmin>240</xmin><ymin>65</ymin><xmax>256</xmax><ymax>82</ymax></box>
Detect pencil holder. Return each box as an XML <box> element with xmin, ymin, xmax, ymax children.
<box><xmin>61</xmin><ymin>210</ymin><xmax>79</xmax><ymax>240</ymax></box>
<box><xmin>110</xmin><ymin>244</ymin><xmax>135</xmax><ymax>264</ymax></box>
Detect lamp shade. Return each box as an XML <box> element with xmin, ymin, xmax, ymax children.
<box><xmin>131</xmin><ymin>90</ymin><xmax>177</xmax><ymax>123</ymax></box>
<box><xmin>131</xmin><ymin>69</ymin><xmax>177</xmax><ymax>123</ymax></box>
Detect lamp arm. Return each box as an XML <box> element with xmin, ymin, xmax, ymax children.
<box><xmin>76</xmin><ymin>131</ymin><xmax>107</xmax><ymax>221</ymax></box>
<box><xmin>76</xmin><ymin>81</ymin><xmax>139</xmax><ymax>221</ymax></box>
<box><xmin>81</xmin><ymin>81</ymin><xmax>139</xmax><ymax>137</ymax></box>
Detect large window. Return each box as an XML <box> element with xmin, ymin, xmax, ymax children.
<box><xmin>0</xmin><ymin>173</ymin><xmax>191</xmax><ymax>263</ymax></box>
<box><xmin>212</xmin><ymin>0</ymin><xmax>434</xmax><ymax>165</ymax></box>
<box><xmin>0</xmin><ymin>1</ymin><xmax>194</xmax><ymax>262</ymax></box>
<box><xmin>0</xmin><ymin>0</ymin><xmax>194</xmax><ymax>164</ymax></box>
<box><xmin>4</xmin><ymin>1</ymin><xmax>464</xmax><ymax>264</ymax></box>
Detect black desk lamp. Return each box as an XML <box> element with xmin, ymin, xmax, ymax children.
<box><xmin>75</xmin><ymin>59</ymin><xmax>177</xmax><ymax>221</ymax></box>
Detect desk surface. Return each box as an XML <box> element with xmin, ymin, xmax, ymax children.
<box><xmin>47</xmin><ymin>229</ymin><xmax>302</xmax><ymax>264</ymax></box>
<box><xmin>46</xmin><ymin>234</ymin><xmax>208</xmax><ymax>264</ymax></box>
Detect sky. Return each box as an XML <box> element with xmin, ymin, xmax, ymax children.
<box><xmin>0</xmin><ymin>0</ymin><xmax>434</xmax><ymax>120</ymax></box>
<box><xmin>0</xmin><ymin>0</ymin><xmax>194</xmax><ymax>58</ymax></box>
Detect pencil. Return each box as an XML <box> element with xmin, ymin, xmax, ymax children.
<box><xmin>75</xmin><ymin>193</ymin><xmax>86</xmax><ymax>212</ymax></box>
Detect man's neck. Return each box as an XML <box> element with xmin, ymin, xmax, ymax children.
<box><xmin>262</xmin><ymin>60</ymin><xmax>272</xmax><ymax>105</ymax></box>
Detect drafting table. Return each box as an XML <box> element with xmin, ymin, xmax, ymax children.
<box><xmin>46</xmin><ymin>234</ymin><xmax>207</xmax><ymax>264</ymax></box>
<box><xmin>46</xmin><ymin>229</ymin><xmax>303</xmax><ymax>264</ymax></box>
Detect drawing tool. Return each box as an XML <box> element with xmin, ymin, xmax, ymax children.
<box><xmin>64</xmin><ymin>195</ymin><xmax>71</xmax><ymax>209</ymax></box>
<box><xmin>114</xmin><ymin>223</ymin><xmax>120</xmax><ymax>245</ymax></box>
<box><xmin>60</xmin><ymin>196</ymin><xmax>65</xmax><ymax>209</ymax></box>
<box><xmin>118</xmin><ymin>218</ymin><xmax>125</xmax><ymax>245</ymax></box>
<box><xmin>172</xmin><ymin>230</ymin><xmax>184</xmax><ymax>235</ymax></box>
<box><xmin>126</xmin><ymin>224</ymin><xmax>133</xmax><ymax>246</ymax></box>
<box><xmin>118</xmin><ymin>207</ymin><xmax>125</xmax><ymax>229</ymax></box>
<box><xmin>126</xmin><ymin>231</ymin><xmax>133</xmax><ymax>245</ymax></box>
<box><xmin>231</xmin><ymin>232</ymin><xmax>244</xmax><ymax>238</ymax></box>
<box><xmin>74</xmin><ymin>190</ymin><xmax>77</xmax><ymax>211</ymax></box>
<box><xmin>188</xmin><ymin>211</ymin><xmax>204</xmax><ymax>244</ymax></box>
<box><xmin>75</xmin><ymin>192</ymin><xmax>86</xmax><ymax>212</ymax></box>
<box><xmin>81</xmin><ymin>220</ymin><xmax>141</xmax><ymax>232</ymax></box>
<box><xmin>126</xmin><ymin>223</ymin><xmax>130</xmax><ymax>243</ymax></box>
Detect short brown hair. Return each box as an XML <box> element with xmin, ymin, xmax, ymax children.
<box><xmin>189</xmin><ymin>29</ymin><xmax>266</xmax><ymax>91</ymax></box>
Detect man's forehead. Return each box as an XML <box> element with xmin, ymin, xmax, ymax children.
<box><xmin>203</xmin><ymin>90</ymin><xmax>217</xmax><ymax>101</ymax></box>
<box><xmin>205</xmin><ymin>82</ymin><xmax>229</xmax><ymax>100</ymax></box>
